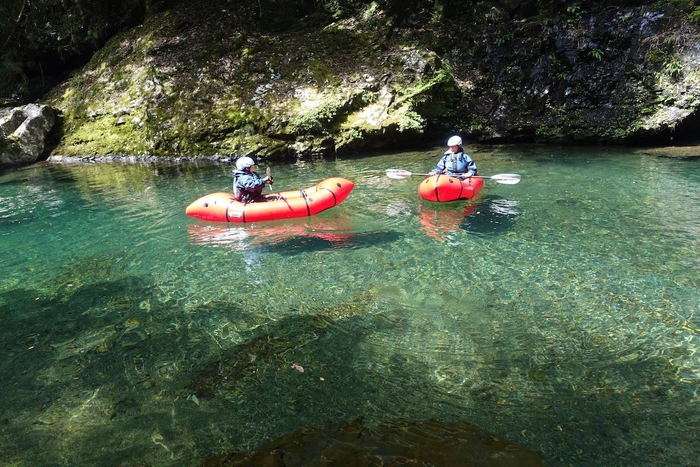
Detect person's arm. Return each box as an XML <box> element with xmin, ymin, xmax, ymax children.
<box><xmin>464</xmin><ymin>155</ymin><xmax>476</xmax><ymax>176</ymax></box>
<box><xmin>239</xmin><ymin>173</ymin><xmax>266</xmax><ymax>189</ymax></box>
<box><xmin>464</xmin><ymin>153</ymin><xmax>477</xmax><ymax>177</ymax></box>
<box><xmin>431</xmin><ymin>156</ymin><xmax>446</xmax><ymax>175</ymax></box>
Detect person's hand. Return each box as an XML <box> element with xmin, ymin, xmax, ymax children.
<box><xmin>263</xmin><ymin>176</ymin><xmax>273</xmax><ymax>185</ymax></box>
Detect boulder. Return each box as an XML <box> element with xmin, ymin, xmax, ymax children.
<box><xmin>0</xmin><ymin>104</ymin><xmax>56</xmax><ymax>169</ymax></box>
<box><xmin>203</xmin><ymin>417</ymin><xmax>544</xmax><ymax>467</ymax></box>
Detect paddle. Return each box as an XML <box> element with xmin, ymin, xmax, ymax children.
<box><xmin>385</xmin><ymin>169</ymin><xmax>521</xmax><ymax>185</ymax></box>
<box><xmin>266</xmin><ymin>167</ymin><xmax>272</xmax><ymax>190</ymax></box>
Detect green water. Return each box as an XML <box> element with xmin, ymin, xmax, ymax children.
<box><xmin>1</xmin><ymin>145</ymin><xmax>698</xmax><ymax>466</ymax></box>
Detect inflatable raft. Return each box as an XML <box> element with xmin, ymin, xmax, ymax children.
<box><xmin>185</xmin><ymin>177</ymin><xmax>354</xmax><ymax>223</ymax></box>
<box><xmin>418</xmin><ymin>174</ymin><xmax>484</xmax><ymax>202</ymax></box>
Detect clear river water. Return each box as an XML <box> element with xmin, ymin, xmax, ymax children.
<box><xmin>1</xmin><ymin>145</ymin><xmax>699</xmax><ymax>466</ymax></box>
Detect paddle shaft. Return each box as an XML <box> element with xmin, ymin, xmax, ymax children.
<box><xmin>385</xmin><ymin>169</ymin><xmax>520</xmax><ymax>184</ymax></box>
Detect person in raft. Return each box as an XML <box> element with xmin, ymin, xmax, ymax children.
<box><xmin>430</xmin><ymin>135</ymin><xmax>477</xmax><ymax>177</ymax></box>
<box><xmin>232</xmin><ymin>156</ymin><xmax>273</xmax><ymax>203</ymax></box>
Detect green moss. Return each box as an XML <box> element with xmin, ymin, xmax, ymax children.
<box><xmin>307</xmin><ymin>59</ymin><xmax>342</xmax><ymax>86</ymax></box>
<box><xmin>535</xmin><ymin>124</ymin><xmax>550</xmax><ymax>137</ymax></box>
<box><xmin>689</xmin><ymin>7</ymin><xmax>700</xmax><ymax>23</ymax></box>
<box><xmin>39</xmin><ymin>0</ymin><xmax>698</xmax><ymax>157</ymax></box>
<box><xmin>663</xmin><ymin>55</ymin><xmax>684</xmax><ymax>80</ymax></box>
<box><xmin>56</xmin><ymin>115</ymin><xmax>152</xmax><ymax>155</ymax></box>
<box><xmin>288</xmin><ymin>92</ymin><xmax>349</xmax><ymax>135</ymax></box>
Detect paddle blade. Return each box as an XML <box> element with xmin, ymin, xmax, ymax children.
<box><xmin>490</xmin><ymin>174</ymin><xmax>521</xmax><ymax>184</ymax></box>
<box><xmin>386</xmin><ymin>169</ymin><xmax>413</xmax><ymax>179</ymax></box>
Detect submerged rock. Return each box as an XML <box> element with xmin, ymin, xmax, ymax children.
<box><xmin>203</xmin><ymin>417</ymin><xmax>543</xmax><ymax>467</ymax></box>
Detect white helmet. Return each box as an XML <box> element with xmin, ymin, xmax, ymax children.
<box><xmin>235</xmin><ymin>156</ymin><xmax>255</xmax><ymax>171</ymax></box>
<box><xmin>447</xmin><ymin>136</ymin><xmax>462</xmax><ymax>146</ymax></box>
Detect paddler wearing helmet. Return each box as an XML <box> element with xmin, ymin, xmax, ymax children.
<box><xmin>232</xmin><ymin>156</ymin><xmax>273</xmax><ymax>203</ymax></box>
<box><xmin>429</xmin><ymin>135</ymin><xmax>477</xmax><ymax>177</ymax></box>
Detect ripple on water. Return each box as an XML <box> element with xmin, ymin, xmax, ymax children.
<box><xmin>0</xmin><ymin>151</ymin><xmax>699</xmax><ymax>467</ymax></box>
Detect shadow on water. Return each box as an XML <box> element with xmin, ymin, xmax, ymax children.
<box><xmin>0</xmin><ymin>164</ymin><xmax>82</xmax><ymax>186</ymax></box>
<box><xmin>0</xmin><ymin>270</ymin><xmax>246</xmax><ymax>464</ymax></box>
<box><xmin>0</xmin><ymin>165</ymin><xmax>91</xmax><ymax>230</ymax></box>
<box><xmin>264</xmin><ymin>229</ymin><xmax>402</xmax><ymax>255</ymax></box>
<box><xmin>460</xmin><ymin>196</ymin><xmax>520</xmax><ymax>237</ymax></box>
<box><xmin>0</xmin><ymin>250</ymin><xmax>696</xmax><ymax>466</ymax></box>
<box><xmin>0</xmin><ymin>272</ymin><xmax>468</xmax><ymax>465</ymax></box>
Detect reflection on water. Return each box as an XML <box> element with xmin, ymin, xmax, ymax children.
<box><xmin>186</xmin><ymin>219</ymin><xmax>355</xmax><ymax>250</ymax></box>
<box><xmin>418</xmin><ymin>196</ymin><xmax>520</xmax><ymax>241</ymax></box>
<box><xmin>418</xmin><ymin>202</ymin><xmax>473</xmax><ymax>241</ymax></box>
<box><xmin>0</xmin><ymin>148</ymin><xmax>699</xmax><ymax>467</ymax></box>
<box><xmin>187</xmin><ymin>215</ymin><xmax>402</xmax><ymax>255</ymax></box>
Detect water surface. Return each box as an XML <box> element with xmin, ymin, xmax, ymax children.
<box><xmin>1</xmin><ymin>145</ymin><xmax>699</xmax><ymax>466</ymax></box>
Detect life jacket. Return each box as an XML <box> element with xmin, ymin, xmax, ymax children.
<box><xmin>232</xmin><ymin>169</ymin><xmax>265</xmax><ymax>203</ymax></box>
<box><xmin>442</xmin><ymin>149</ymin><xmax>477</xmax><ymax>175</ymax></box>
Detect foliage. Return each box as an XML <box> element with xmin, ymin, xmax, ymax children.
<box><xmin>663</xmin><ymin>55</ymin><xmax>684</xmax><ymax>79</ymax></box>
<box><xmin>8</xmin><ymin>0</ymin><xmax>700</xmax><ymax>154</ymax></box>
<box><xmin>0</xmin><ymin>0</ymin><xmax>26</xmax><ymax>96</ymax></box>
<box><xmin>654</xmin><ymin>0</ymin><xmax>696</xmax><ymax>11</ymax></box>
<box><xmin>0</xmin><ymin>0</ymin><xmax>23</xmax><ymax>48</ymax></box>
<box><xmin>566</xmin><ymin>5</ymin><xmax>585</xmax><ymax>24</ymax></box>
<box><xmin>0</xmin><ymin>49</ymin><xmax>27</xmax><ymax>96</ymax></box>
<box><xmin>0</xmin><ymin>0</ymin><xmax>175</xmax><ymax>99</ymax></box>
<box><xmin>589</xmin><ymin>47</ymin><xmax>604</xmax><ymax>61</ymax></box>
<box><xmin>688</xmin><ymin>6</ymin><xmax>700</xmax><ymax>23</ymax></box>
<box><xmin>495</xmin><ymin>32</ymin><xmax>513</xmax><ymax>46</ymax></box>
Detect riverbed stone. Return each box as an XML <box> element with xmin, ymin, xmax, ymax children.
<box><xmin>203</xmin><ymin>417</ymin><xmax>544</xmax><ymax>467</ymax></box>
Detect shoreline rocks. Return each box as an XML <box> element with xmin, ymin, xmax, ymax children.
<box><xmin>0</xmin><ymin>104</ymin><xmax>56</xmax><ymax>169</ymax></box>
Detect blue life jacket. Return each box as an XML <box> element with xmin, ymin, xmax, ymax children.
<box><xmin>435</xmin><ymin>148</ymin><xmax>477</xmax><ymax>176</ymax></box>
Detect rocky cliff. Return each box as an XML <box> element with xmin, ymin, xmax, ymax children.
<box><xmin>7</xmin><ymin>1</ymin><xmax>700</xmax><ymax>163</ymax></box>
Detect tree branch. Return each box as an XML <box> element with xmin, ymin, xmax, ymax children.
<box><xmin>1</xmin><ymin>0</ymin><xmax>27</xmax><ymax>52</ymax></box>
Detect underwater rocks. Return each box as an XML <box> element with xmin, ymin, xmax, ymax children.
<box><xmin>203</xmin><ymin>417</ymin><xmax>544</xmax><ymax>467</ymax></box>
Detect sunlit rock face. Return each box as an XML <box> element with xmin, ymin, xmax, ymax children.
<box><xmin>0</xmin><ymin>104</ymin><xmax>56</xmax><ymax>169</ymax></box>
<box><xmin>203</xmin><ymin>417</ymin><xmax>544</xmax><ymax>467</ymax></box>
<box><xmin>34</xmin><ymin>2</ymin><xmax>700</xmax><ymax>160</ymax></box>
